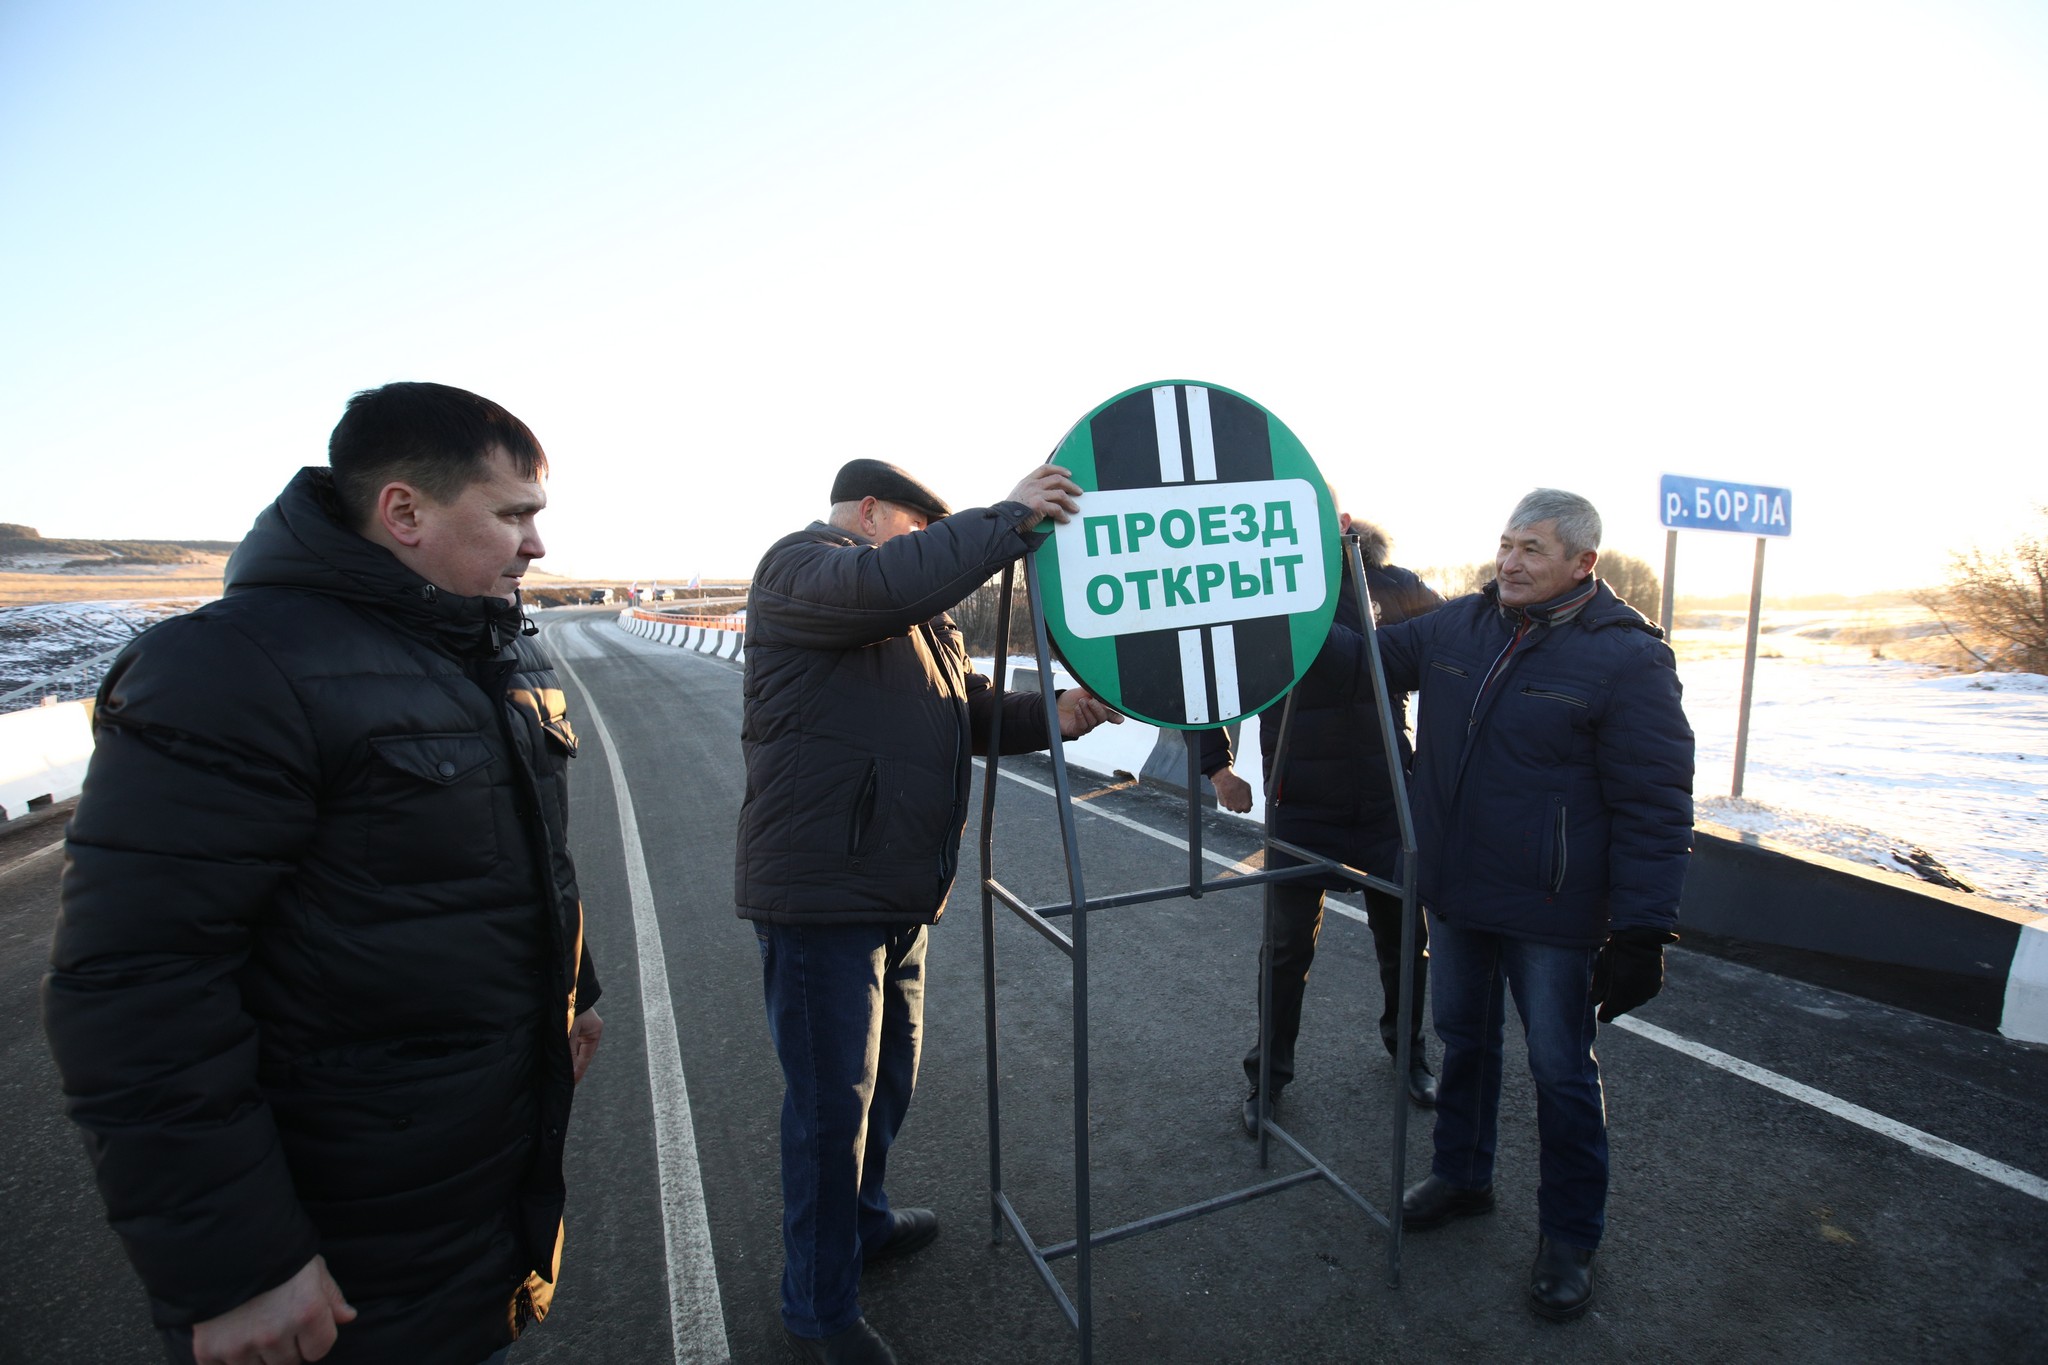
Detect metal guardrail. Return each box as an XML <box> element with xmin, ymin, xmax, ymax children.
<box><xmin>0</xmin><ymin>644</ymin><xmax>127</xmax><ymax>714</ymax></box>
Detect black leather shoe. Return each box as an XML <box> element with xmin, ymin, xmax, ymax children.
<box><xmin>786</xmin><ymin>1317</ymin><xmax>900</xmax><ymax>1364</ymax></box>
<box><xmin>1400</xmin><ymin>1174</ymin><xmax>1495</xmax><ymax>1230</ymax></box>
<box><xmin>1406</xmin><ymin>1063</ymin><xmax>1438</xmax><ymax>1108</ymax></box>
<box><xmin>864</xmin><ymin>1207</ymin><xmax>938</xmax><ymax>1266</ymax></box>
<box><xmin>1529</xmin><ymin>1236</ymin><xmax>1596</xmax><ymax>1321</ymax></box>
<box><xmin>1241</xmin><ymin>1089</ymin><xmax>1279</xmax><ymax>1138</ymax></box>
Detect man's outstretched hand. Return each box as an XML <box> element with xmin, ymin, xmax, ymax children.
<box><xmin>1006</xmin><ymin>464</ymin><xmax>1084</xmax><ymax>531</ymax></box>
<box><xmin>1057</xmin><ymin>687</ymin><xmax>1122</xmax><ymax>739</ymax></box>
<box><xmin>1208</xmin><ymin>767</ymin><xmax>1254</xmax><ymax>814</ymax></box>
<box><xmin>192</xmin><ymin>1254</ymin><xmax>355</xmax><ymax>1365</ymax></box>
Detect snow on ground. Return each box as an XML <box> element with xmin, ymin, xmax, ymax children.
<box><xmin>1675</xmin><ymin>642</ymin><xmax>2047</xmax><ymax>908</ymax></box>
<box><xmin>0</xmin><ymin>600</ymin><xmax>199</xmax><ymax>705</ymax></box>
<box><xmin>982</xmin><ymin>609</ymin><xmax>2048</xmax><ymax>911</ymax></box>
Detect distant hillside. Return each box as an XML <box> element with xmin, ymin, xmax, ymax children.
<box><xmin>0</xmin><ymin>523</ymin><xmax>239</xmax><ymax>565</ymax></box>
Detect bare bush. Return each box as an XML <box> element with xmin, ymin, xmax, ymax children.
<box><xmin>1600</xmin><ymin>551</ymin><xmax>1662</xmax><ymax>614</ymax></box>
<box><xmin>1419</xmin><ymin>562</ymin><xmax>1492</xmax><ymax>599</ymax></box>
<box><xmin>1914</xmin><ymin>510</ymin><xmax>2048</xmax><ymax>674</ymax></box>
<box><xmin>952</xmin><ymin>572</ymin><xmax>1037</xmax><ymax>658</ymax></box>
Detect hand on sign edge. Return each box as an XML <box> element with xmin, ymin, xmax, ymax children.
<box><xmin>1007</xmin><ymin>464</ymin><xmax>1083</xmax><ymax>531</ymax></box>
<box><xmin>1056</xmin><ymin>687</ymin><xmax>1121</xmax><ymax>739</ymax></box>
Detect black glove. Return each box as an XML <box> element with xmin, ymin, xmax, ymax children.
<box><xmin>1591</xmin><ymin>926</ymin><xmax>1677</xmax><ymax>1023</ymax></box>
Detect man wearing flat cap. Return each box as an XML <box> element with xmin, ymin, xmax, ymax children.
<box><xmin>738</xmin><ymin>457</ymin><xmax>1118</xmax><ymax>1365</ymax></box>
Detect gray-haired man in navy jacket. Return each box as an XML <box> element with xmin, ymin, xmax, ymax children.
<box><xmin>1312</xmin><ymin>488</ymin><xmax>1694</xmax><ymax>1322</ymax></box>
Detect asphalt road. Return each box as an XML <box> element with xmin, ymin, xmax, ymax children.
<box><xmin>3</xmin><ymin>604</ymin><xmax>2045</xmax><ymax>1364</ymax></box>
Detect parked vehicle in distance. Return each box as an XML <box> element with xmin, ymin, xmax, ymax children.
<box><xmin>589</xmin><ymin>588</ymin><xmax>614</xmax><ymax>604</ymax></box>
<box><xmin>650</xmin><ymin>588</ymin><xmax>673</xmax><ymax>601</ymax></box>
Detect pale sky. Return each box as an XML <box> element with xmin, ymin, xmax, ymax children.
<box><xmin>5</xmin><ymin>0</ymin><xmax>2045</xmax><ymax>597</ymax></box>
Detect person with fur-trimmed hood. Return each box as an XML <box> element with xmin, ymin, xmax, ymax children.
<box><xmin>1197</xmin><ymin>510</ymin><xmax>1446</xmax><ymax>1133</ymax></box>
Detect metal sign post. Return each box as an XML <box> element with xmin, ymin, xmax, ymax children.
<box><xmin>1658</xmin><ymin>473</ymin><xmax>1794</xmax><ymax>797</ymax></box>
<box><xmin>975</xmin><ymin>381</ymin><xmax>1422</xmax><ymax>1362</ymax></box>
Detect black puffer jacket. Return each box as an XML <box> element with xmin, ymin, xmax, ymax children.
<box><xmin>737</xmin><ymin>507</ymin><xmax>1054</xmax><ymax>924</ymax></box>
<box><xmin>1200</xmin><ymin>544</ymin><xmax>1443</xmax><ymax>886</ymax></box>
<box><xmin>43</xmin><ymin>468</ymin><xmax>598</xmax><ymax>1364</ymax></box>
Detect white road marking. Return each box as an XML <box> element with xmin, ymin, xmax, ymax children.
<box><xmin>1613</xmin><ymin>1015</ymin><xmax>2048</xmax><ymax>1203</ymax></box>
<box><xmin>548</xmin><ymin>621</ymin><xmax>732</xmax><ymax>1364</ymax></box>
<box><xmin>982</xmin><ymin>756</ymin><xmax>2048</xmax><ymax>1205</ymax></box>
<box><xmin>0</xmin><ymin>837</ymin><xmax>63</xmax><ymax>882</ymax></box>
<box><xmin>977</xmin><ymin>758</ymin><xmax>1364</xmax><ymax>918</ymax></box>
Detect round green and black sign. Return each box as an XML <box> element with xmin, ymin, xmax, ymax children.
<box><xmin>1036</xmin><ymin>380</ymin><xmax>1339</xmax><ymax>730</ymax></box>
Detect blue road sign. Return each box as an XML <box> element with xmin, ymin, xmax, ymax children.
<box><xmin>1660</xmin><ymin>473</ymin><xmax>1792</xmax><ymax>537</ymax></box>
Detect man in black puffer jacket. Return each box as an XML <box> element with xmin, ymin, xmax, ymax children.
<box><xmin>44</xmin><ymin>383</ymin><xmax>602</xmax><ymax>1365</ymax></box>
<box><xmin>738</xmin><ymin>458</ymin><xmax>1117</xmax><ymax>1365</ymax></box>
<box><xmin>1198</xmin><ymin>513</ymin><xmax>1445</xmax><ymax>1130</ymax></box>
<box><xmin>1313</xmin><ymin>488</ymin><xmax>1692</xmax><ymax>1324</ymax></box>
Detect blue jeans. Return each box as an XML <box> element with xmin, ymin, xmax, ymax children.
<box><xmin>757</xmin><ymin>922</ymin><xmax>928</xmax><ymax>1338</ymax></box>
<box><xmin>1427</xmin><ymin>911</ymin><xmax>1608</xmax><ymax>1249</ymax></box>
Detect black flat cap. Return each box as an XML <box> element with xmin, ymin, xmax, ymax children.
<box><xmin>830</xmin><ymin>458</ymin><xmax>951</xmax><ymax>521</ymax></box>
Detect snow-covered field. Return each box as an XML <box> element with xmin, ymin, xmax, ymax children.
<box><xmin>1673</xmin><ymin>617</ymin><xmax>2046</xmax><ymax>907</ymax></box>
<box><xmin>0</xmin><ymin>599</ymin><xmax>201</xmax><ymax>703</ymax></box>
<box><xmin>988</xmin><ymin>604</ymin><xmax>2048</xmax><ymax>911</ymax></box>
<box><xmin>4</xmin><ymin>598</ymin><xmax>2042</xmax><ymax>907</ymax></box>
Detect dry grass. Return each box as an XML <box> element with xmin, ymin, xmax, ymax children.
<box><xmin>0</xmin><ymin>555</ymin><xmax>228</xmax><ymax>606</ymax></box>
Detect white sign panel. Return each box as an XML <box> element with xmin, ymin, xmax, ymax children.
<box><xmin>1052</xmin><ymin>478</ymin><xmax>1327</xmax><ymax>640</ymax></box>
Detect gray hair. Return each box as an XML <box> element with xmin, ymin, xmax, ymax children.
<box><xmin>1506</xmin><ymin>488</ymin><xmax>1602</xmax><ymax>556</ymax></box>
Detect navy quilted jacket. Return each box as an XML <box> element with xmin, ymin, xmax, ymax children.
<box><xmin>1318</xmin><ymin>578</ymin><xmax>1694</xmax><ymax>946</ymax></box>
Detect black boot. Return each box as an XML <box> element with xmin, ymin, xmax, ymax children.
<box><xmin>1405</xmin><ymin>1056</ymin><xmax>1438</xmax><ymax>1108</ymax></box>
<box><xmin>1529</xmin><ymin>1236</ymin><xmax>1596</xmax><ymax>1322</ymax></box>
<box><xmin>1400</xmin><ymin>1174</ymin><xmax>1495</xmax><ymax>1230</ymax></box>
<box><xmin>1241</xmin><ymin>1088</ymin><xmax>1280</xmax><ymax>1138</ymax></box>
<box><xmin>786</xmin><ymin>1318</ymin><xmax>901</xmax><ymax>1364</ymax></box>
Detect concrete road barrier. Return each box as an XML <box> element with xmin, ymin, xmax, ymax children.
<box><xmin>0</xmin><ymin>701</ymin><xmax>94</xmax><ymax>822</ymax></box>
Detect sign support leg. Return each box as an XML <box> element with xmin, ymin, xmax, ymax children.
<box><xmin>1659</xmin><ymin>528</ymin><xmax>1678</xmax><ymax>639</ymax></box>
<box><xmin>981</xmin><ymin>563</ymin><xmax>1017</xmax><ymax>1250</ymax></box>
<box><xmin>1731</xmin><ymin>535</ymin><xmax>1768</xmax><ymax>798</ymax></box>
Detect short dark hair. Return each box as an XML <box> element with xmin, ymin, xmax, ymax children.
<box><xmin>328</xmin><ymin>382</ymin><xmax>547</xmax><ymax>529</ymax></box>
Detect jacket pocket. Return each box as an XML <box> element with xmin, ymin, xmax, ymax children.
<box><xmin>1430</xmin><ymin>660</ymin><xmax>1470</xmax><ymax>678</ymax></box>
<box><xmin>541</xmin><ymin>716</ymin><xmax>578</xmax><ymax>758</ymax></box>
<box><xmin>361</xmin><ymin>733</ymin><xmax>501</xmax><ymax>885</ymax></box>
<box><xmin>1522</xmin><ymin>684</ymin><xmax>1590</xmax><ymax>709</ymax></box>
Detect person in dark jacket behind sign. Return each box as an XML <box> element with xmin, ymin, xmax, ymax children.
<box><xmin>1314</xmin><ymin>488</ymin><xmax>1693</xmax><ymax>1324</ymax></box>
<box><xmin>43</xmin><ymin>383</ymin><xmax>603</xmax><ymax>1365</ymax></box>
<box><xmin>1196</xmin><ymin>512</ymin><xmax>1446</xmax><ymax>1129</ymax></box>
<box><xmin>738</xmin><ymin>458</ymin><xmax>1118</xmax><ymax>1365</ymax></box>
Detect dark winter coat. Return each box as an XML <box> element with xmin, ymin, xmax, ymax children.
<box><xmin>736</xmin><ymin>507</ymin><xmax>1055</xmax><ymax>924</ymax></box>
<box><xmin>1198</xmin><ymin>546</ymin><xmax>1444</xmax><ymax>885</ymax></box>
<box><xmin>1322</xmin><ymin>578</ymin><xmax>1693</xmax><ymax>946</ymax></box>
<box><xmin>43</xmin><ymin>468</ymin><xmax>598</xmax><ymax>1364</ymax></box>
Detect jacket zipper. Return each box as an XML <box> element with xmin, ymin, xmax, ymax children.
<box><xmin>1552</xmin><ymin>802</ymin><xmax>1569</xmax><ymax>892</ymax></box>
<box><xmin>849</xmin><ymin>760</ymin><xmax>880</xmax><ymax>856</ymax></box>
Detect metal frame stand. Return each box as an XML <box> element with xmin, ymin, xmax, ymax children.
<box><xmin>977</xmin><ymin>535</ymin><xmax>1422</xmax><ymax>1363</ymax></box>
